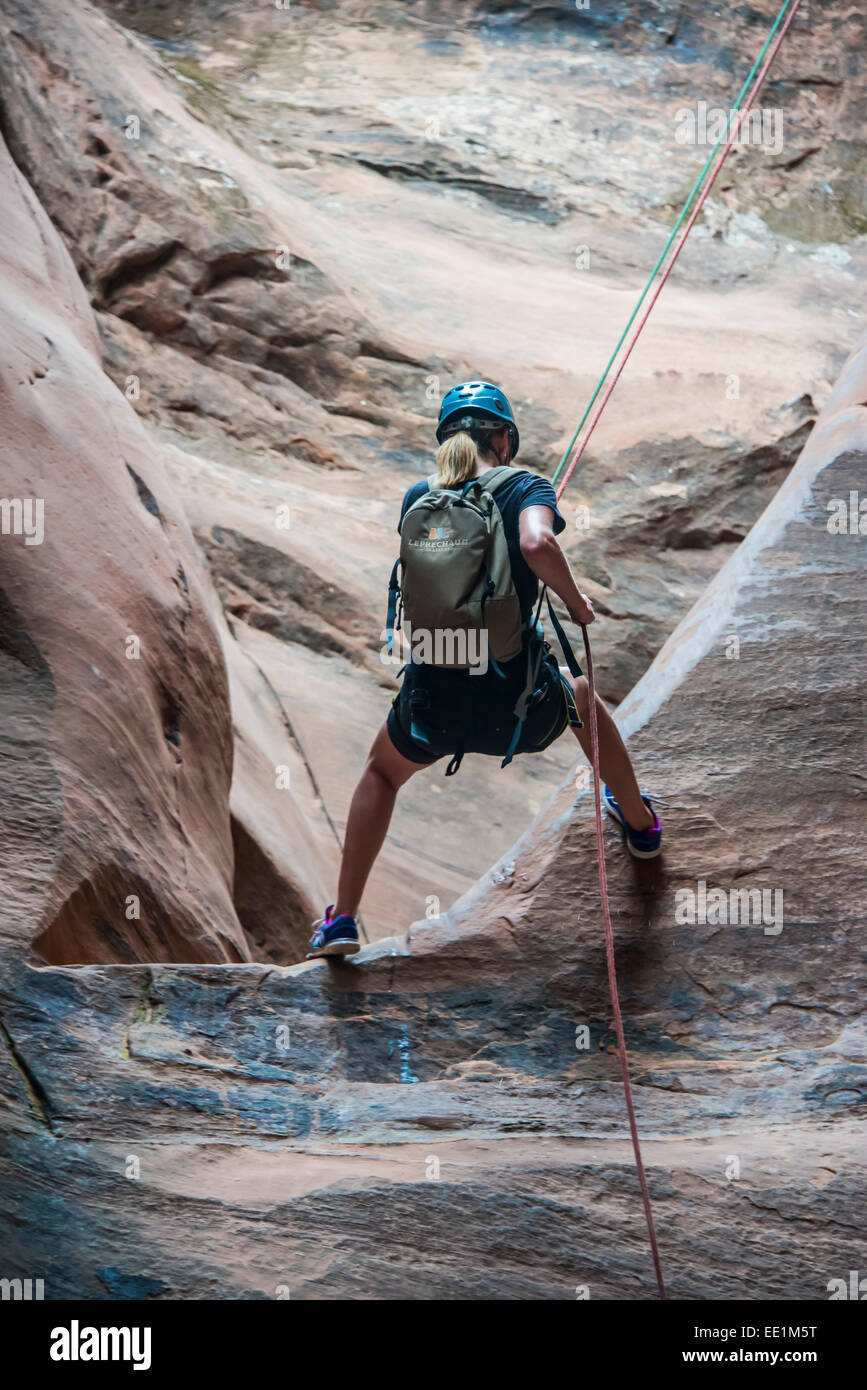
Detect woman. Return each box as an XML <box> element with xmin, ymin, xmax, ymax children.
<box><xmin>308</xmin><ymin>382</ymin><xmax>662</xmax><ymax>958</ymax></box>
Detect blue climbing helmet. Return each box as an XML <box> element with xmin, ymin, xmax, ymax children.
<box><xmin>436</xmin><ymin>380</ymin><xmax>519</xmax><ymax>460</ymax></box>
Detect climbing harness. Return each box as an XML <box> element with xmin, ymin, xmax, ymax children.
<box><xmin>548</xmin><ymin>0</ymin><xmax>805</xmax><ymax>1299</ymax></box>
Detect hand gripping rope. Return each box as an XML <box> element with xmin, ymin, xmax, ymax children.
<box><xmin>548</xmin><ymin>0</ymin><xmax>804</xmax><ymax>1299</ymax></box>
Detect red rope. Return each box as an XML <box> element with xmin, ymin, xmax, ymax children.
<box><xmin>556</xmin><ymin>0</ymin><xmax>803</xmax><ymax>1300</ymax></box>
<box><xmin>579</xmin><ymin>623</ymin><xmax>667</xmax><ymax>1299</ymax></box>
<box><xmin>555</xmin><ymin>0</ymin><xmax>803</xmax><ymax>505</ymax></box>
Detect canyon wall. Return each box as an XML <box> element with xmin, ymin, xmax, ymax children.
<box><xmin>0</xmin><ymin>0</ymin><xmax>864</xmax><ymax>1298</ymax></box>
<box><xmin>2</xmin><ymin>0</ymin><xmax>862</xmax><ymax>935</ymax></box>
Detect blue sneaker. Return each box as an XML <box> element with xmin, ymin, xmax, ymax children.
<box><xmin>603</xmin><ymin>787</ymin><xmax>662</xmax><ymax>859</ymax></box>
<box><xmin>307</xmin><ymin>905</ymin><xmax>360</xmax><ymax>959</ymax></box>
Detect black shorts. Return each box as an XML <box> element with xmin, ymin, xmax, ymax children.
<box><xmin>386</xmin><ymin>646</ymin><xmax>582</xmax><ymax>766</ymax></box>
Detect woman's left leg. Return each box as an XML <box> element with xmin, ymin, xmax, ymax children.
<box><xmin>334</xmin><ymin>722</ymin><xmax>430</xmax><ymax>918</ymax></box>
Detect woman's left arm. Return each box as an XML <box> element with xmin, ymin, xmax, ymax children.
<box><xmin>518</xmin><ymin>505</ymin><xmax>595</xmax><ymax>625</ymax></box>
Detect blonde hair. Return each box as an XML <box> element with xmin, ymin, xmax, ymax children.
<box><xmin>435</xmin><ymin>427</ymin><xmax>509</xmax><ymax>487</ymax></box>
<box><xmin>435</xmin><ymin>431</ymin><xmax>478</xmax><ymax>487</ymax></box>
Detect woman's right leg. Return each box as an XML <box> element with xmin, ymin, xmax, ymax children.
<box><xmin>334</xmin><ymin>722</ymin><xmax>429</xmax><ymax>918</ymax></box>
<box><xmin>565</xmin><ymin>673</ymin><xmax>655</xmax><ymax>832</ymax></box>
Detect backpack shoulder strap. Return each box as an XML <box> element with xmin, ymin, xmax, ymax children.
<box><xmin>475</xmin><ymin>465</ymin><xmax>515</xmax><ymax>495</ymax></box>
<box><xmin>425</xmin><ymin>467</ymin><xmax>515</xmax><ymax>496</ymax></box>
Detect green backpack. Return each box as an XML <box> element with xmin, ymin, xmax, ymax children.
<box><xmin>386</xmin><ymin>466</ymin><xmax>524</xmax><ymax>670</ymax></box>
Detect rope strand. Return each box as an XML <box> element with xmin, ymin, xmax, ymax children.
<box><xmin>555</xmin><ymin>0</ymin><xmax>804</xmax><ymax>506</ymax></box>
<box><xmin>552</xmin><ymin>0</ymin><xmax>804</xmax><ymax>1298</ymax></box>
<box><xmin>580</xmin><ymin>624</ymin><xmax>666</xmax><ymax>1298</ymax></box>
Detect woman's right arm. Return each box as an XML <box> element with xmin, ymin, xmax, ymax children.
<box><xmin>518</xmin><ymin>505</ymin><xmax>595</xmax><ymax>625</ymax></box>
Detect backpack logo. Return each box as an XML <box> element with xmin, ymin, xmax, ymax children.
<box><xmin>429</xmin><ymin>526</ymin><xmax>444</xmax><ymax>540</ymax></box>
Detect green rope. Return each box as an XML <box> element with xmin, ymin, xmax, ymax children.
<box><xmin>550</xmin><ymin>0</ymin><xmax>797</xmax><ymax>486</ymax></box>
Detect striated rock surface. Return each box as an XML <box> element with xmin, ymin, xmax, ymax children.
<box><xmin>0</xmin><ymin>125</ymin><xmax>338</xmax><ymax>965</ymax></box>
<box><xmin>0</xmin><ymin>0</ymin><xmax>865</xmax><ymax>1299</ymax></box>
<box><xmin>0</xmin><ymin>134</ymin><xmax>247</xmax><ymax>965</ymax></box>
<box><xmin>1</xmin><ymin>313</ymin><xmax>864</xmax><ymax>1294</ymax></box>
<box><xmin>1</xmin><ymin>0</ymin><xmax>863</xmax><ymax>932</ymax></box>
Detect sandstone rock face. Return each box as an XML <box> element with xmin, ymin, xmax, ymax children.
<box><xmin>0</xmin><ymin>126</ymin><xmax>341</xmax><ymax>967</ymax></box>
<box><xmin>1</xmin><ymin>293</ymin><xmax>864</xmax><ymax>1292</ymax></box>
<box><xmin>1</xmin><ymin>0</ymin><xmax>863</xmax><ymax>933</ymax></box>
<box><xmin>0</xmin><ymin>0</ymin><xmax>865</xmax><ymax>1299</ymax></box>
<box><xmin>0</xmin><ymin>133</ymin><xmax>251</xmax><ymax>965</ymax></box>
